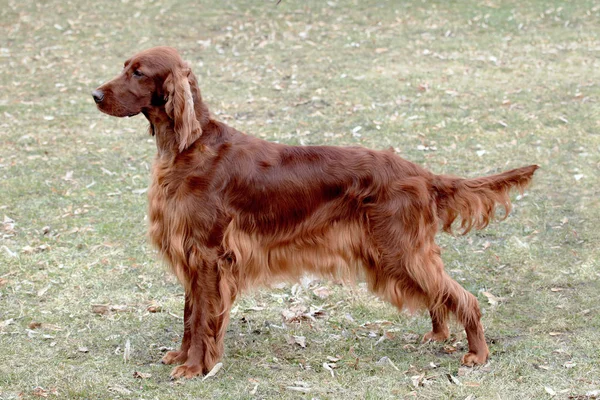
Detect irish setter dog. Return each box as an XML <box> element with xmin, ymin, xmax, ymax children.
<box><xmin>93</xmin><ymin>46</ymin><xmax>537</xmax><ymax>379</ymax></box>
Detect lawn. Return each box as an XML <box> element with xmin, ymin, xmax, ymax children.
<box><xmin>1</xmin><ymin>0</ymin><xmax>599</xmax><ymax>398</ymax></box>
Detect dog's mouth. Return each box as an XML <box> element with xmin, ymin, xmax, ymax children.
<box><xmin>95</xmin><ymin>104</ymin><xmax>140</xmax><ymax>119</ymax></box>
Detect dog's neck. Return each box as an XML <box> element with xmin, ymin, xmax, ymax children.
<box><xmin>143</xmin><ymin>108</ymin><xmax>177</xmax><ymax>157</ymax></box>
<box><xmin>143</xmin><ymin>87</ymin><xmax>211</xmax><ymax>158</ymax></box>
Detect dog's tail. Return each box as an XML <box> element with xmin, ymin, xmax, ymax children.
<box><xmin>432</xmin><ymin>165</ymin><xmax>538</xmax><ymax>234</ymax></box>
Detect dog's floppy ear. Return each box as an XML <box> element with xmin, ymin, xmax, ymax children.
<box><xmin>164</xmin><ymin>66</ymin><xmax>202</xmax><ymax>152</ymax></box>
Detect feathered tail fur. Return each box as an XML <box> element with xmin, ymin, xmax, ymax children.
<box><xmin>433</xmin><ymin>165</ymin><xmax>539</xmax><ymax>234</ymax></box>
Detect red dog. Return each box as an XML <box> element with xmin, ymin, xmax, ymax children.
<box><xmin>93</xmin><ymin>47</ymin><xmax>537</xmax><ymax>378</ymax></box>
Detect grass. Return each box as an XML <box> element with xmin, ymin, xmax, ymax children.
<box><xmin>1</xmin><ymin>0</ymin><xmax>599</xmax><ymax>398</ymax></box>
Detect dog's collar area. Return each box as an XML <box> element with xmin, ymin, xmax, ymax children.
<box><xmin>151</xmin><ymin>93</ymin><xmax>167</xmax><ymax>107</ymax></box>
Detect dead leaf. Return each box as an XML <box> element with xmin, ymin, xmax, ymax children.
<box><xmin>37</xmin><ymin>285</ymin><xmax>51</xmax><ymax>297</ymax></box>
<box><xmin>108</xmin><ymin>386</ymin><xmax>132</xmax><ymax>395</ymax></box>
<box><xmin>282</xmin><ymin>306</ymin><xmax>305</xmax><ymax>322</ymax></box>
<box><xmin>2</xmin><ymin>246</ymin><xmax>17</xmax><ymax>258</ymax></box>
<box><xmin>282</xmin><ymin>305</ymin><xmax>325</xmax><ymax>322</ymax></box>
<box><xmin>312</xmin><ymin>286</ymin><xmax>331</xmax><ymax>299</ymax></box>
<box><xmin>0</xmin><ymin>278</ymin><xmax>8</xmax><ymax>286</ymax></box>
<box><xmin>481</xmin><ymin>291</ymin><xmax>505</xmax><ymax>306</ymax></box>
<box><xmin>410</xmin><ymin>374</ymin><xmax>425</xmax><ymax>388</ymax></box>
<box><xmin>29</xmin><ymin>321</ymin><xmax>43</xmax><ymax>329</ymax></box>
<box><xmin>123</xmin><ymin>339</ymin><xmax>131</xmax><ymax>363</ymax></box>
<box><xmin>376</xmin><ymin>356</ymin><xmax>400</xmax><ymax>371</ymax></box>
<box><xmin>32</xmin><ymin>387</ymin><xmax>51</xmax><ymax>398</ymax></box>
<box><xmin>292</xmin><ymin>335</ymin><xmax>306</xmax><ymax>348</ymax></box>
<box><xmin>245</xmin><ymin>306</ymin><xmax>266</xmax><ymax>311</ymax></box>
<box><xmin>0</xmin><ymin>318</ymin><xmax>14</xmax><ymax>329</ymax></box>
<box><xmin>202</xmin><ymin>362</ymin><xmax>223</xmax><ymax>381</ymax></box>
<box><xmin>133</xmin><ymin>371</ymin><xmax>152</xmax><ymax>379</ymax></box>
<box><xmin>286</xmin><ymin>381</ymin><xmax>311</xmax><ymax>393</ymax></box>
<box><xmin>92</xmin><ymin>305</ymin><xmax>109</xmax><ymax>314</ymax></box>
<box><xmin>146</xmin><ymin>305</ymin><xmax>162</xmax><ymax>313</ymax></box>
<box><xmin>442</xmin><ymin>344</ymin><xmax>457</xmax><ymax>354</ymax></box>
<box><xmin>286</xmin><ymin>386</ymin><xmax>311</xmax><ymax>393</ymax></box>
<box><xmin>91</xmin><ymin>304</ymin><xmax>129</xmax><ymax>314</ymax></box>
<box><xmin>323</xmin><ymin>362</ymin><xmax>335</xmax><ymax>377</ymax></box>
<box><xmin>249</xmin><ymin>382</ymin><xmax>259</xmax><ymax>395</ymax></box>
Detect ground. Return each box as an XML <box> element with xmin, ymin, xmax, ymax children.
<box><xmin>1</xmin><ymin>0</ymin><xmax>599</xmax><ymax>399</ymax></box>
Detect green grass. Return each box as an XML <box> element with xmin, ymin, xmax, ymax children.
<box><xmin>1</xmin><ymin>0</ymin><xmax>599</xmax><ymax>398</ymax></box>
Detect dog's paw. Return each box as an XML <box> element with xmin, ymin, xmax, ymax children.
<box><xmin>421</xmin><ymin>330</ymin><xmax>450</xmax><ymax>343</ymax></box>
<box><xmin>460</xmin><ymin>351</ymin><xmax>489</xmax><ymax>366</ymax></box>
<box><xmin>161</xmin><ymin>350</ymin><xmax>187</xmax><ymax>365</ymax></box>
<box><xmin>170</xmin><ymin>363</ymin><xmax>204</xmax><ymax>379</ymax></box>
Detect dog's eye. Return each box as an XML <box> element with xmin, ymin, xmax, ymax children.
<box><xmin>132</xmin><ymin>70</ymin><xmax>144</xmax><ymax>78</ymax></box>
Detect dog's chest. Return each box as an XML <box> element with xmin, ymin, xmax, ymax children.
<box><xmin>147</xmin><ymin>171</ymin><xmax>168</xmax><ymax>252</ymax></box>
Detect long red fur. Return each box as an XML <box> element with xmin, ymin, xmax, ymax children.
<box><xmin>93</xmin><ymin>47</ymin><xmax>538</xmax><ymax>378</ymax></box>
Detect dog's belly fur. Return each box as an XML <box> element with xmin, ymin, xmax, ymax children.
<box><xmin>223</xmin><ymin>220</ymin><xmax>371</xmax><ymax>287</ymax></box>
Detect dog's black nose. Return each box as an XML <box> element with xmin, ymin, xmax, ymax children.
<box><xmin>92</xmin><ymin>89</ymin><xmax>104</xmax><ymax>104</ymax></box>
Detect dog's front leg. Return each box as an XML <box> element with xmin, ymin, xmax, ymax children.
<box><xmin>161</xmin><ymin>290</ymin><xmax>192</xmax><ymax>365</ymax></box>
<box><xmin>169</xmin><ymin>259</ymin><xmax>234</xmax><ymax>379</ymax></box>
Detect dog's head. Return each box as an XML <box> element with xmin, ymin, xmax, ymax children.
<box><xmin>93</xmin><ymin>46</ymin><xmax>202</xmax><ymax>152</ymax></box>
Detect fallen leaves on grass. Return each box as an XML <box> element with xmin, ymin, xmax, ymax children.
<box><xmin>281</xmin><ymin>304</ymin><xmax>326</xmax><ymax>322</ymax></box>
<box><xmin>447</xmin><ymin>374</ymin><xmax>462</xmax><ymax>385</ymax></box>
<box><xmin>481</xmin><ymin>291</ymin><xmax>505</xmax><ymax>306</ymax></box>
<box><xmin>312</xmin><ymin>286</ymin><xmax>331</xmax><ymax>298</ymax></box>
<box><xmin>22</xmin><ymin>244</ymin><xmax>50</xmax><ymax>254</ymax></box>
<box><xmin>410</xmin><ymin>373</ymin><xmax>433</xmax><ymax>388</ymax></box>
<box><xmin>133</xmin><ymin>371</ymin><xmax>151</xmax><ymax>379</ymax></box>
<box><xmin>146</xmin><ymin>303</ymin><xmax>162</xmax><ymax>313</ymax></box>
<box><xmin>288</xmin><ymin>335</ymin><xmax>307</xmax><ymax>348</ymax></box>
<box><xmin>322</xmin><ymin>362</ymin><xmax>335</xmax><ymax>377</ymax></box>
<box><xmin>0</xmin><ymin>318</ymin><xmax>14</xmax><ymax>329</ymax></box>
<box><xmin>37</xmin><ymin>284</ymin><xmax>51</xmax><ymax>297</ymax></box>
<box><xmin>286</xmin><ymin>382</ymin><xmax>311</xmax><ymax>393</ymax></box>
<box><xmin>1</xmin><ymin>246</ymin><xmax>17</xmax><ymax>258</ymax></box>
<box><xmin>442</xmin><ymin>344</ymin><xmax>457</xmax><ymax>354</ymax></box>
<box><xmin>91</xmin><ymin>304</ymin><xmax>129</xmax><ymax>314</ymax></box>
<box><xmin>202</xmin><ymin>362</ymin><xmax>223</xmax><ymax>381</ymax></box>
<box><xmin>31</xmin><ymin>387</ymin><xmax>58</xmax><ymax>397</ymax></box>
<box><xmin>375</xmin><ymin>356</ymin><xmax>399</xmax><ymax>371</ymax></box>
<box><xmin>108</xmin><ymin>386</ymin><xmax>132</xmax><ymax>395</ymax></box>
<box><xmin>123</xmin><ymin>339</ymin><xmax>131</xmax><ymax>363</ymax></box>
